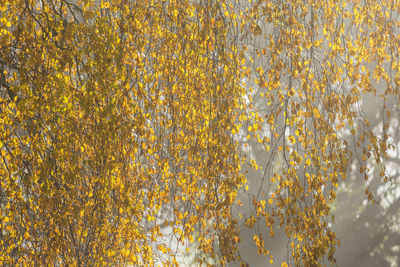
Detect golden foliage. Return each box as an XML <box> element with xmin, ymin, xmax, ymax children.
<box><xmin>241</xmin><ymin>0</ymin><xmax>399</xmax><ymax>265</ymax></box>
<box><xmin>0</xmin><ymin>0</ymin><xmax>398</xmax><ymax>266</ymax></box>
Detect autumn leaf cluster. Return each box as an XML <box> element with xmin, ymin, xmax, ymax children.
<box><xmin>1</xmin><ymin>0</ymin><xmax>399</xmax><ymax>266</ymax></box>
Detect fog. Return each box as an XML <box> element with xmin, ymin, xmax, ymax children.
<box><xmin>226</xmin><ymin>91</ymin><xmax>400</xmax><ymax>266</ymax></box>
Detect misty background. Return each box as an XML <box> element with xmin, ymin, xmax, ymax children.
<box><xmin>225</xmin><ymin>92</ymin><xmax>400</xmax><ymax>267</ymax></box>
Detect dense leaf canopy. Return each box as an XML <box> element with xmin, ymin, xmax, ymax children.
<box><xmin>1</xmin><ymin>0</ymin><xmax>399</xmax><ymax>266</ymax></box>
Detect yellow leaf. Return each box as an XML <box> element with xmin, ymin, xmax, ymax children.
<box><xmin>101</xmin><ymin>1</ymin><xmax>110</xmax><ymax>8</ymax></box>
<box><xmin>252</xmin><ymin>24</ymin><xmax>262</xmax><ymax>36</ymax></box>
<box><xmin>313</xmin><ymin>107</ymin><xmax>321</xmax><ymax>118</ymax></box>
